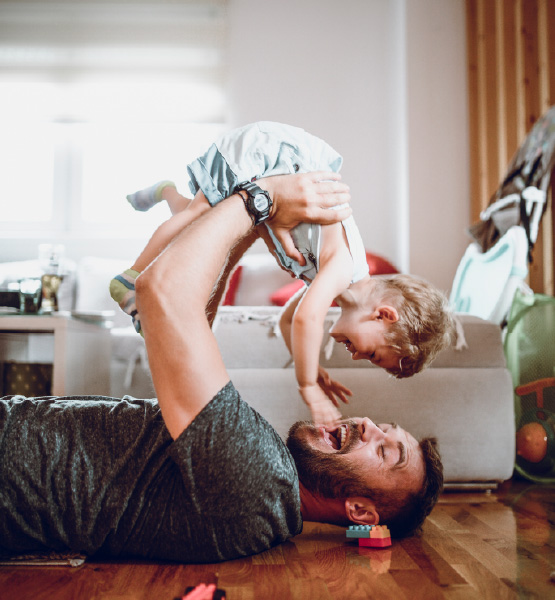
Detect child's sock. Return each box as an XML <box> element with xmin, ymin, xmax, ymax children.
<box><xmin>109</xmin><ymin>269</ymin><xmax>143</xmax><ymax>335</ymax></box>
<box><xmin>126</xmin><ymin>180</ymin><xmax>176</xmax><ymax>212</ymax></box>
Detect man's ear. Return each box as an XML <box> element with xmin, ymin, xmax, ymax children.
<box><xmin>344</xmin><ymin>497</ymin><xmax>380</xmax><ymax>525</ymax></box>
<box><xmin>370</xmin><ymin>305</ymin><xmax>399</xmax><ymax>324</ymax></box>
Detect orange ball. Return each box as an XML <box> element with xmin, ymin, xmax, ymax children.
<box><xmin>516</xmin><ymin>422</ymin><xmax>548</xmax><ymax>463</ymax></box>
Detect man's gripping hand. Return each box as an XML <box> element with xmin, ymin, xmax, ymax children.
<box><xmin>258</xmin><ymin>172</ymin><xmax>352</xmax><ymax>265</ymax></box>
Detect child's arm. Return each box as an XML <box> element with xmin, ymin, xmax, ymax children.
<box><xmin>290</xmin><ymin>223</ymin><xmax>354</xmax><ymax>425</ymax></box>
<box><xmin>279</xmin><ymin>286</ymin><xmax>352</xmax><ymax>410</ymax></box>
<box><xmin>278</xmin><ymin>284</ymin><xmax>307</xmax><ymax>355</ymax></box>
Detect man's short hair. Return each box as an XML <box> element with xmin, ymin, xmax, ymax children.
<box><xmin>287</xmin><ymin>422</ymin><xmax>444</xmax><ymax>538</ymax></box>
<box><xmin>375</xmin><ymin>437</ymin><xmax>444</xmax><ymax>537</ymax></box>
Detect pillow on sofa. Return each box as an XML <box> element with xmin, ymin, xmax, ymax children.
<box><xmin>365</xmin><ymin>251</ymin><xmax>400</xmax><ymax>276</ymax></box>
<box><xmin>75</xmin><ymin>257</ymin><xmax>135</xmax><ymax>328</ymax></box>
<box><xmin>270</xmin><ymin>251</ymin><xmax>399</xmax><ymax>306</ymax></box>
<box><xmin>222</xmin><ymin>266</ymin><xmax>242</xmax><ymax>306</ymax></box>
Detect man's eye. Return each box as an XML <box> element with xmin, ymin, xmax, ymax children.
<box><xmin>380</xmin><ymin>444</ymin><xmax>385</xmax><ymax>459</ymax></box>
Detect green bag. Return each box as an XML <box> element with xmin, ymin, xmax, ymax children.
<box><xmin>504</xmin><ymin>289</ymin><xmax>555</xmax><ymax>482</ymax></box>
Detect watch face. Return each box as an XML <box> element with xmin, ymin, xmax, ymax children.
<box><xmin>253</xmin><ymin>193</ymin><xmax>269</xmax><ymax>212</ymax></box>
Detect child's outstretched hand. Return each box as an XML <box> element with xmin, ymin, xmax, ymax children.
<box><xmin>299</xmin><ymin>384</ymin><xmax>342</xmax><ymax>426</ymax></box>
<box><xmin>317</xmin><ymin>366</ymin><xmax>352</xmax><ymax>407</ymax></box>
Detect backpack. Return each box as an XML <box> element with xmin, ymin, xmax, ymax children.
<box><xmin>468</xmin><ymin>105</ymin><xmax>555</xmax><ymax>261</ymax></box>
<box><xmin>504</xmin><ymin>289</ymin><xmax>555</xmax><ymax>482</ymax></box>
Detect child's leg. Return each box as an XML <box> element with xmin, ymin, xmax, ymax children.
<box><xmin>132</xmin><ymin>191</ymin><xmax>211</xmax><ymax>272</ymax></box>
<box><xmin>163</xmin><ymin>186</ymin><xmax>193</xmax><ymax>215</ymax></box>
<box><xmin>109</xmin><ymin>268</ymin><xmax>142</xmax><ymax>334</ymax></box>
<box><xmin>110</xmin><ymin>191</ymin><xmax>211</xmax><ymax>333</ymax></box>
<box><xmin>126</xmin><ymin>180</ymin><xmax>193</xmax><ymax>214</ymax></box>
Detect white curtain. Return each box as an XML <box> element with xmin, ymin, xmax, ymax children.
<box><xmin>0</xmin><ymin>0</ymin><xmax>228</xmax><ymax>123</ymax></box>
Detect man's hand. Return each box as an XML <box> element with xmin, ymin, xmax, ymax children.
<box><xmin>258</xmin><ymin>172</ymin><xmax>352</xmax><ymax>265</ymax></box>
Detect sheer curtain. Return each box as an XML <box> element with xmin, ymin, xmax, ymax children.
<box><xmin>0</xmin><ymin>0</ymin><xmax>228</xmax><ymax>242</ymax></box>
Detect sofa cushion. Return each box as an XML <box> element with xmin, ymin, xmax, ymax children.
<box><xmin>215</xmin><ymin>307</ymin><xmax>507</xmax><ymax>370</ymax></box>
<box><xmin>232</xmin><ymin>253</ymin><xmax>294</xmax><ymax>306</ymax></box>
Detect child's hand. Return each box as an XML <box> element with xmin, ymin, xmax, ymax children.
<box><xmin>317</xmin><ymin>366</ymin><xmax>352</xmax><ymax>406</ymax></box>
<box><xmin>299</xmin><ymin>384</ymin><xmax>342</xmax><ymax>426</ymax></box>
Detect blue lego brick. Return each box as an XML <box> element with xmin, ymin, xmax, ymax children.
<box><xmin>346</xmin><ymin>525</ymin><xmax>374</xmax><ymax>538</ymax></box>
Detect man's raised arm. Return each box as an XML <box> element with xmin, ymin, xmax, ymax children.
<box><xmin>135</xmin><ymin>172</ymin><xmax>351</xmax><ymax>440</ymax></box>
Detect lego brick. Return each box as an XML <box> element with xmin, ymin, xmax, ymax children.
<box><xmin>358</xmin><ymin>537</ymin><xmax>392</xmax><ymax>548</ymax></box>
<box><xmin>370</xmin><ymin>525</ymin><xmax>391</xmax><ymax>539</ymax></box>
<box><xmin>346</xmin><ymin>525</ymin><xmax>374</xmax><ymax>538</ymax></box>
<box><xmin>181</xmin><ymin>585</ymin><xmax>226</xmax><ymax>600</ymax></box>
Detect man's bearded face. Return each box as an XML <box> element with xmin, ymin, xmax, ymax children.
<box><xmin>286</xmin><ymin>419</ymin><xmax>371</xmax><ymax>499</ymax></box>
<box><xmin>286</xmin><ymin>418</ymin><xmax>424</xmax><ymax>501</ymax></box>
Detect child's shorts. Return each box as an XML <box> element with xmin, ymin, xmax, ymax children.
<box><xmin>187</xmin><ymin>121</ymin><xmax>343</xmax><ymax>205</ymax></box>
<box><xmin>186</xmin><ymin>121</ymin><xmax>368</xmax><ymax>283</ymax></box>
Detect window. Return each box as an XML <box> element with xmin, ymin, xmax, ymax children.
<box><xmin>0</xmin><ymin>0</ymin><xmax>227</xmax><ymax>242</ymax></box>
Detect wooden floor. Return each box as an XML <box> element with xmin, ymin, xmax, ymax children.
<box><xmin>1</xmin><ymin>478</ymin><xmax>554</xmax><ymax>600</ymax></box>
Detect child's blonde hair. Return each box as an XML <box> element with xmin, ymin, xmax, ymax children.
<box><xmin>372</xmin><ymin>274</ymin><xmax>456</xmax><ymax>378</ymax></box>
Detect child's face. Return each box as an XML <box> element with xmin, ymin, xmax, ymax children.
<box><xmin>329</xmin><ymin>308</ymin><xmax>400</xmax><ymax>371</ymax></box>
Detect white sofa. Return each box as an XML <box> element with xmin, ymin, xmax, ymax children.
<box><xmin>0</xmin><ymin>255</ymin><xmax>516</xmax><ymax>487</ymax></box>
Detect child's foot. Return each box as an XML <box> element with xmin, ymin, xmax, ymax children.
<box><xmin>109</xmin><ymin>269</ymin><xmax>142</xmax><ymax>335</ymax></box>
<box><xmin>126</xmin><ymin>180</ymin><xmax>176</xmax><ymax>212</ymax></box>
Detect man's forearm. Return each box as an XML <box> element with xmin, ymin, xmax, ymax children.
<box><xmin>134</xmin><ymin>193</ymin><xmax>253</xmax><ymax>439</ymax></box>
<box><xmin>132</xmin><ymin>173</ymin><xmax>352</xmax><ymax>438</ymax></box>
<box><xmin>138</xmin><ymin>194</ymin><xmax>252</xmax><ymax>317</ymax></box>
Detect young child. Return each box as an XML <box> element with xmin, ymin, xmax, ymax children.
<box><xmin>111</xmin><ymin>121</ymin><xmax>456</xmax><ymax>425</ymax></box>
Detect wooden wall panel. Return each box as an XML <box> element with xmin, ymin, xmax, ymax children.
<box><xmin>466</xmin><ymin>0</ymin><xmax>555</xmax><ymax>294</ymax></box>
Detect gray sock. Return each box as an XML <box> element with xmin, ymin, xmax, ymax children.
<box><xmin>126</xmin><ymin>180</ymin><xmax>176</xmax><ymax>212</ymax></box>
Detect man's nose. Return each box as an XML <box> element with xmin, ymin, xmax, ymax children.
<box><xmin>359</xmin><ymin>418</ymin><xmax>384</xmax><ymax>442</ymax></box>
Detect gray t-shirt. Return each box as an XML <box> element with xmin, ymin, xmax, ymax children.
<box><xmin>0</xmin><ymin>381</ymin><xmax>302</xmax><ymax>562</ymax></box>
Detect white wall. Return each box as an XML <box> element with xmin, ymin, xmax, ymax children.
<box><xmin>226</xmin><ymin>0</ymin><xmax>469</xmax><ymax>292</ymax></box>
<box><xmin>1</xmin><ymin>0</ymin><xmax>470</xmax><ymax>294</ymax></box>
<box><xmin>406</xmin><ymin>0</ymin><xmax>469</xmax><ymax>290</ymax></box>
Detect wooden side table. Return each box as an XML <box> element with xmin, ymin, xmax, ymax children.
<box><xmin>0</xmin><ymin>312</ymin><xmax>111</xmax><ymax>397</ymax></box>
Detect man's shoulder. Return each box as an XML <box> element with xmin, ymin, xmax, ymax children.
<box><xmin>167</xmin><ymin>380</ymin><xmax>301</xmax><ymax>533</ymax></box>
<box><xmin>174</xmin><ymin>381</ymin><xmax>285</xmax><ymax>448</ymax></box>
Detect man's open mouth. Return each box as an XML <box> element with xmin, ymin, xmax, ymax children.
<box><xmin>324</xmin><ymin>424</ymin><xmax>348</xmax><ymax>450</ymax></box>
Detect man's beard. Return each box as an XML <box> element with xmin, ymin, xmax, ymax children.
<box><xmin>286</xmin><ymin>420</ymin><xmax>372</xmax><ymax>500</ymax></box>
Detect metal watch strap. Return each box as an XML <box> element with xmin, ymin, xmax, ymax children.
<box><xmin>236</xmin><ymin>181</ymin><xmax>272</xmax><ymax>225</ymax></box>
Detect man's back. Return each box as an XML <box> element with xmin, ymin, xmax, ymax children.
<box><xmin>0</xmin><ymin>383</ymin><xmax>302</xmax><ymax>562</ymax></box>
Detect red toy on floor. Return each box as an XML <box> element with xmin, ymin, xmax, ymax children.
<box><xmin>346</xmin><ymin>525</ymin><xmax>392</xmax><ymax>548</ymax></box>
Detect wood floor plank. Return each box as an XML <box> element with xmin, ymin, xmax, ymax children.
<box><xmin>389</xmin><ymin>569</ymin><xmax>447</xmax><ymax>600</ymax></box>
<box><xmin>449</xmin><ymin>532</ymin><xmax>517</xmax><ymax>582</ymax></box>
<box><xmin>399</xmin><ymin>536</ymin><xmax>467</xmax><ymax>587</ymax></box>
<box><xmin>418</xmin><ymin>519</ymin><xmax>481</xmax><ymax>565</ymax></box>
<box><xmin>451</xmin><ymin>562</ymin><xmax>517</xmax><ymax>600</ymax></box>
<box><xmin>426</xmin><ymin>505</ymin><xmax>472</xmax><ymax>533</ymax></box>
<box><xmin>0</xmin><ymin>480</ymin><xmax>553</xmax><ymax>599</ymax></box>
<box><xmin>441</xmin><ymin>583</ymin><xmax>483</xmax><ymax>600</ymax></box>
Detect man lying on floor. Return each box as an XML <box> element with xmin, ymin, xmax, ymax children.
<box><xmin>0</xmin><ymin>173</ymin><xmax>443</xmax><ymax>563</ymax></box>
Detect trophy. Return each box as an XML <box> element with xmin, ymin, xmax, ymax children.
<box><xmin>38</xmin><ymin>244</ymin><xmax>65</xmax><ymax>314</ymax></box>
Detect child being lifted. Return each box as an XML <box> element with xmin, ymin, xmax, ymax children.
<box><xmin>111</xmin><ymin>121</ymin><xmax>455</xmax><ymax>426</ymax></box>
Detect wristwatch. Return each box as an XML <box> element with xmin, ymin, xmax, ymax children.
<box><xmin>236</xmin><ymin>181</ymin><xmax>273</xmax><ymax>225</ymax></box>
